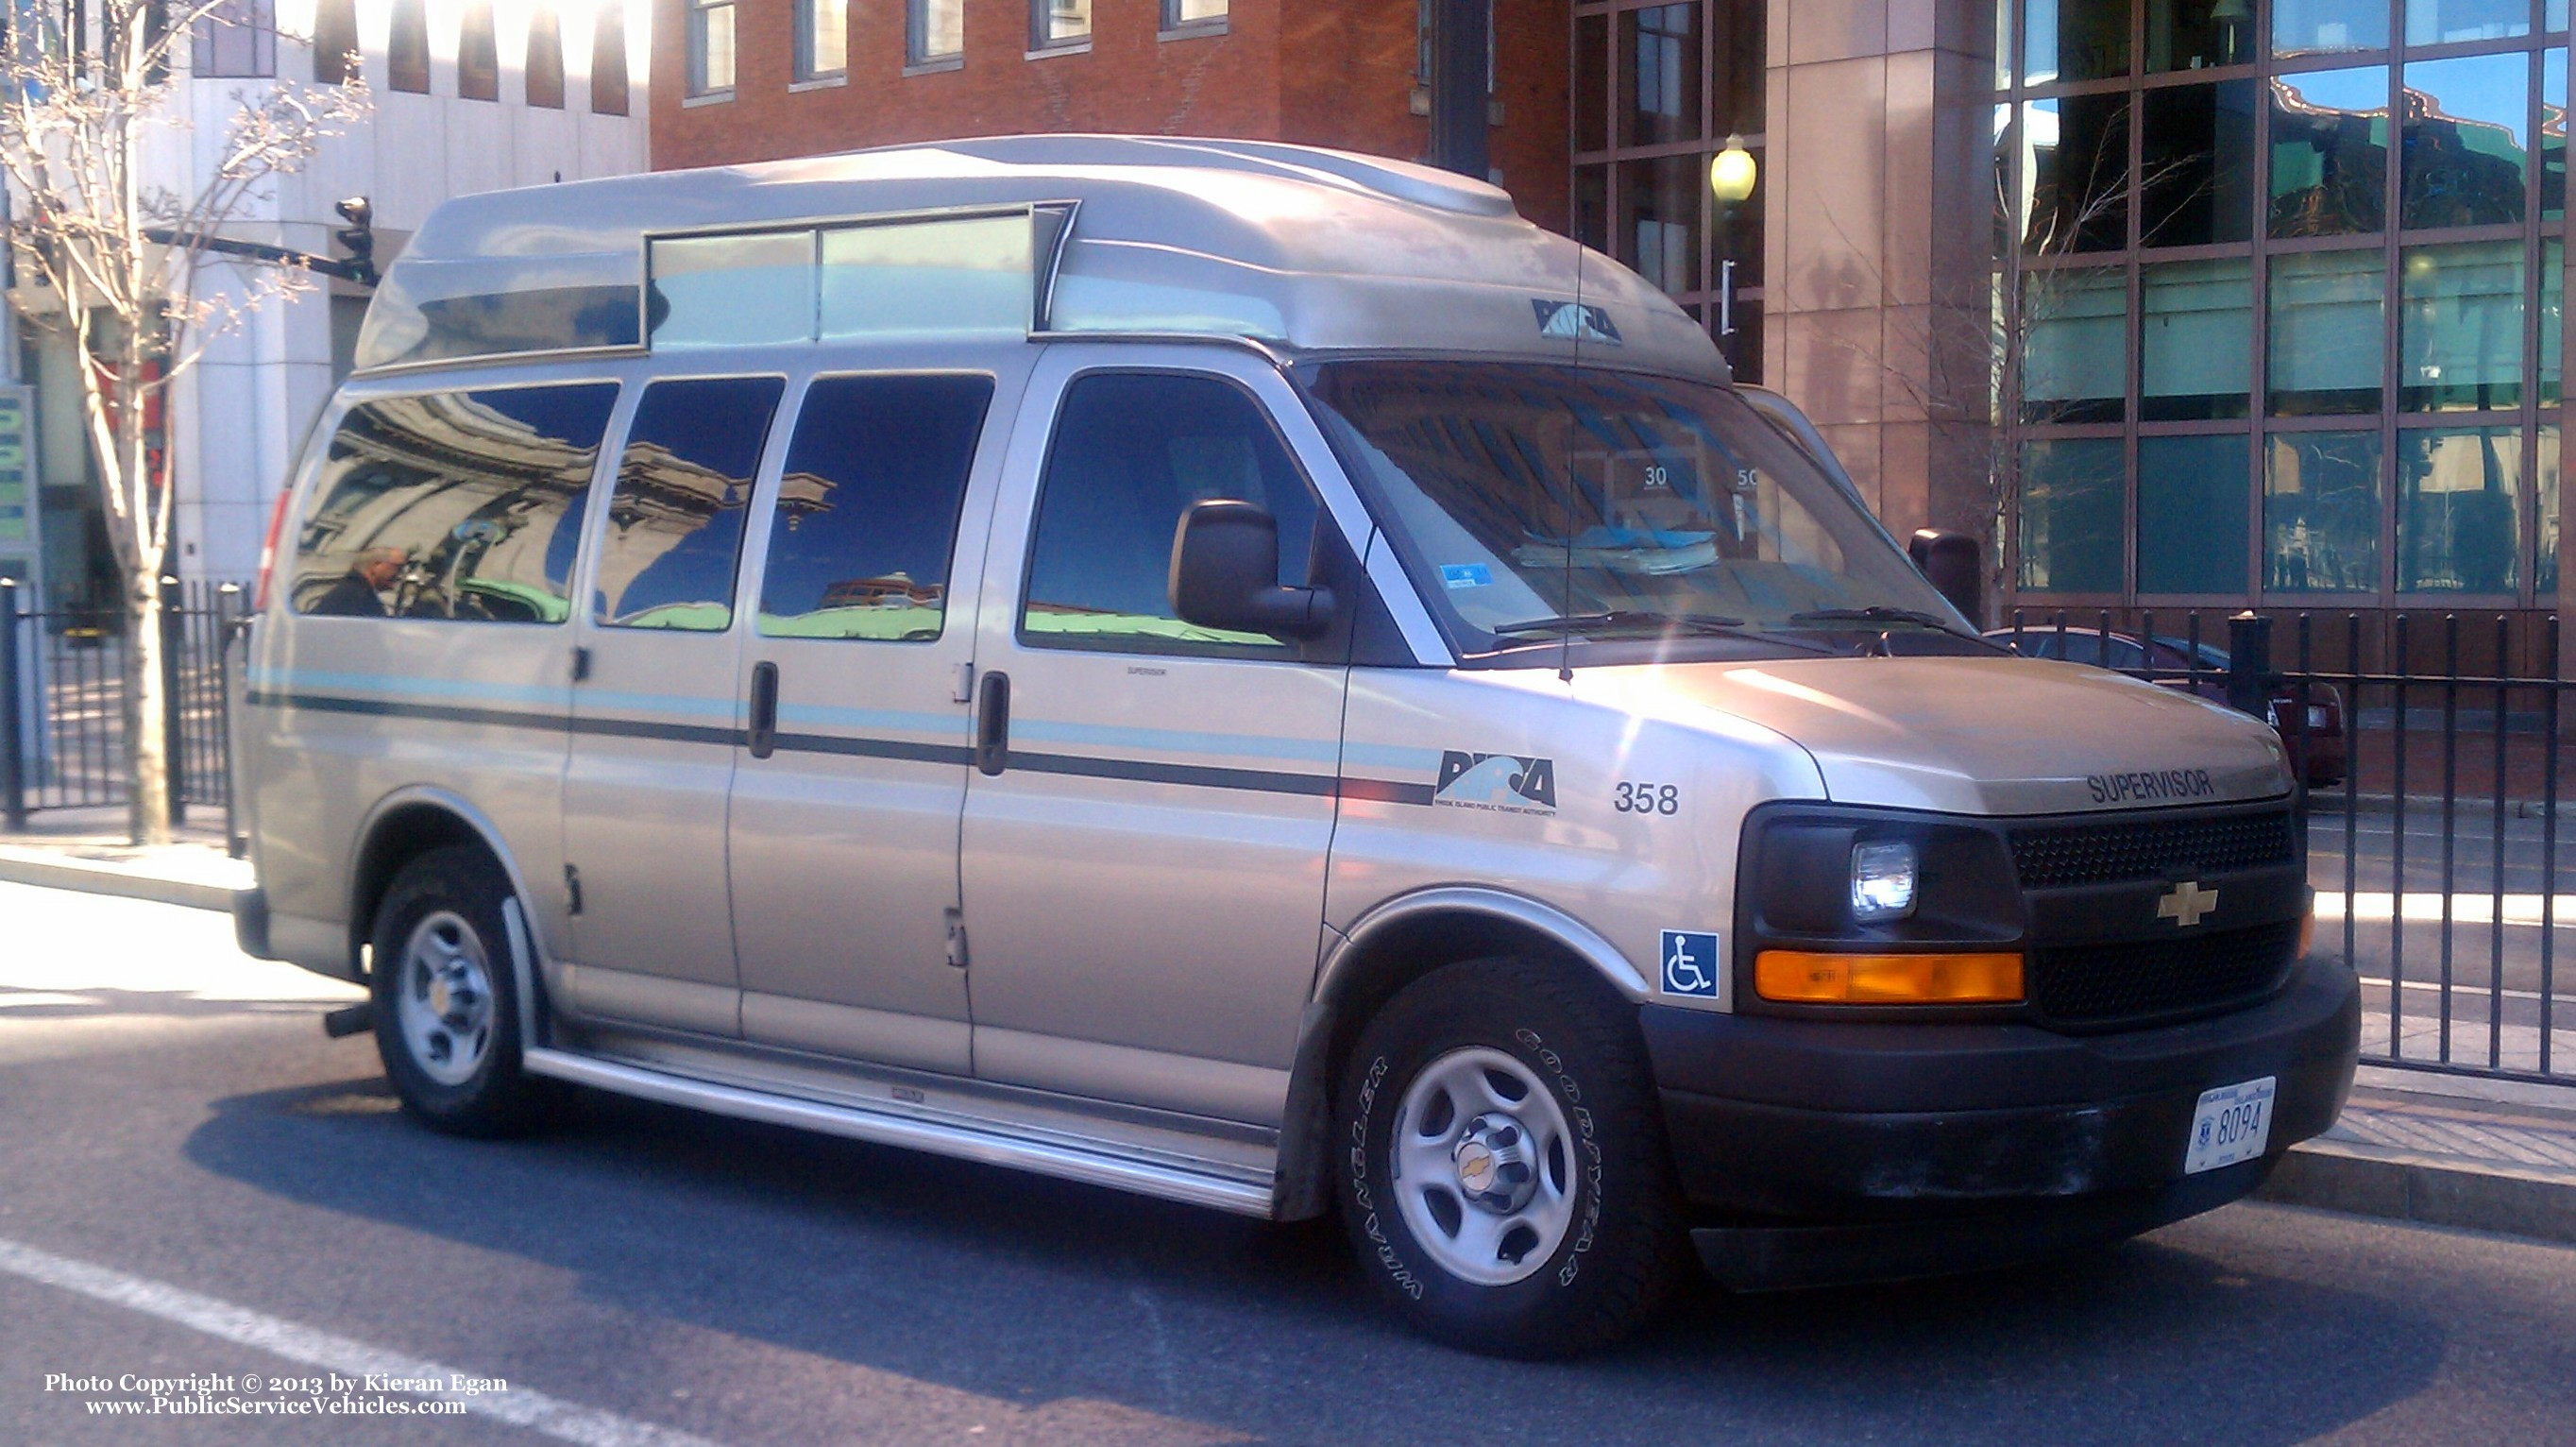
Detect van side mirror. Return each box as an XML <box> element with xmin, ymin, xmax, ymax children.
<box><xmin>1170</xmin><ymin>500</ymin><xmax>1335</xmax><ymax>640</ymax></box>
<box><xmin>1907</xmin><ymin>529</ymin><xmax>1983</xmax><ymax>626</ymax></box>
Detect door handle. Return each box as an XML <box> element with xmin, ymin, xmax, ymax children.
<box><xmin>747</xmin><ymin>660</ymin><xmax>779</xmax><ymax>759</ymax></box>
<box><xmin>974</xmin><ymin>670</ymin><xmax>1009</xmax><ymax>776</ymax></box>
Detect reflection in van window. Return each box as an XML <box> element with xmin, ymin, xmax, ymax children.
<box><xmin>758</xmin><ymin>374</ymin><xmax>992</xmax><ymax>641</ymax></box>
<box><xmin>1022</xmin><ymin>372</ymin><xmax>1316</xmax><ymax>654</ymax></box>
<box><xmin>595</xmin><ymin>376</ymin><xmax>784</xmax><ymax>631</ymax></box>
<box><xmin>292</xmin><ymin>383</ymin><xmax>619</xmax><ymax>622</ymax></box>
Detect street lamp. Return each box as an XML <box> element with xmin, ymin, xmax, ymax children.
<box><xmin>1709</xmin><ymin>134</ymin><xmax>1756</xmax><ymax>341</ymax></box>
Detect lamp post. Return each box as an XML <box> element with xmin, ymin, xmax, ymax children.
<box><xmin>1709</xmin><ymin>133</ymin><xmax>1756</xmax><ymax>344</ymax></box>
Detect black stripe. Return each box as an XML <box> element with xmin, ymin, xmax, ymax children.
<box><xmin>245</xmin><ymin>689</ymin><xmax>563</xmax><ymax>733</ymax></box>
<box><xmin>572</xmin><ymin>714</ymin><xmax>743</xmax><ymax>747</ymax></box>
<box><xmin>771</xmin><ymin>731</ymin><xmax>976</xmax><ymax>766</ymax></box>
<box><xmin>1006</xmin><ymin>750</ymin><xmax>1341</xmax><ymax>797</ymax></box>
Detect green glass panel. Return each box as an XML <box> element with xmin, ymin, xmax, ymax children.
<box><xmin>2544</xmin><ymin>240</ymin><xmax>2563</xmax><ymax>404</ymax></box>
<box><xmin>2023</xmin><ymin>267</ymin><xmax>2128</xmax><ymax>422</ymax></box>
<box><xmin>2018</xmin><ymin>437</ymin><xmax>2126</xmax><ymax>593</ymax></box>
<box><xmin>2141</xmin><ymin>80</ymin><xmax>2258</xmax><ymax>246</ymax></box>
<box><xmin>2139</xmin><ymin>434</ymin><xmax>2251</xmax><ymax>593</ymax></box>
<box><xmin>2545</xmin><ymin>48</ymin><xmax>2566</xmax><ymax>219</ymax></box>
<box><xmin>2269</xmin><ymin>66</ymin><xmax>2389</xmax><ymax>236</ymax></box>
<box><xmin>2024</xmin><ymin>95</ymin><xmax>2131</xmax><ymax>254</ymax></box>
<box><xmin>2274</xmin><ymin>0</ymin><xmax>2391</xmax><ymax>55</ymax></box>
<box><xmin>2146</xmin><ymin>0</ymin><xmax>2258</xmax><ymax>71</ymax></box>
<box><xmin>2265</xmin><ymin>430</ymin><xmax>2383</xmax><ymax>591</ymax></box>
<box><xmin>2398</xmin><ymin>427</ymin><xmax>2521</xmax><ymax>593</ymax></box>
<box><xmin>2400</xmin><ymin>53</ymin><xmax>2529</xmax><ymax>230</ymax></box>
<box><xmin>2398</xmin><ymin>241</ymin><xmax>2524</xmax><ymax>411</ymax></box>
<box><xmin>2142</xmin><ymin>258</ymin><xmax>2252</xmax><ymax>419</ymax></box>
<box><xmin>2406</xmin><ymin>0</ymin><xmax>2530</xmax><ymax>43</ymax></box>
<box><xmin>2539</xmin><ymin>425</ymin><xmax>2560</xmax><ymax>594</ymax></box>
<box><xmin>2025</xmin><ymin>0</ymin><xmax>2131</xmax><ymax>83</ymax></box>
<box><xmin>2269</xmin><ymin>248</ymin><xmax>2386</xmax><ymax>415</ymax></box>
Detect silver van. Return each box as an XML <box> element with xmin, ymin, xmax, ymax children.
<box><xmin>232</xmin><ymin>136</ymin><xmax>2358</xmax><ymax>1357</ymax></box>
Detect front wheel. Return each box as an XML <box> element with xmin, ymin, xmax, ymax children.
<box><xmin>369</xmin><ymin>845</ymin><xmax>553</xmax><ymax>1136</ymax></box>
<box><xmin>1335</xmin><ymin>958</ymin><xmax>1685</xmax><ymax>1357</ymax></box>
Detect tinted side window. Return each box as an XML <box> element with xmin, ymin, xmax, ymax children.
<box><xmin>594</xmin><ymin>376</ymin><xmax>785</xmax><ymax>631</ymax></box>
<box><xmin>758</xmin><ymin>374</ymin><xmax>991</xmax><ymax>641</ymax></box>
<box><xmin>293</xmin><ymin>383</ymin><xmax>618</xmax><ymax>622</ymax></box>
<box><xmin>1022</xmin><ymin>373</ymin><xmax>1317</xmax><ymax>655</ymax></box>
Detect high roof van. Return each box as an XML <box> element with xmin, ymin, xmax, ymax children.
<box><xmin>232</xmin><ymin>136</ymin><xmax>2358</xmax><ymax>1357</ymax></box>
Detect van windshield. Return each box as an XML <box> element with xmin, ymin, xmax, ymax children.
<box><xmin>1300</xmin><ymin>360</ymin><xmax>1973</xmax><ymax>659</ymax></box>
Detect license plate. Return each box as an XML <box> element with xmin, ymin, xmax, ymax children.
<box><xmin>2183</xmin><ymin>1076</ymin><xmax>2276</xmax><ymax>1175</ymax></box>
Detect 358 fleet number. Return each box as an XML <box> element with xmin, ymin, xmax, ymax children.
<box><xmin>1614</xmin><ymin>782</ymin><xmax>1680</xmax><ymax>815</ymax></box>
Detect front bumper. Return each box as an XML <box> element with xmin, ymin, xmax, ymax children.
<box><xmin>1640</xmin><ymin>956</ymin><xmax>2360</xmax><ymax>1286</ymax></box>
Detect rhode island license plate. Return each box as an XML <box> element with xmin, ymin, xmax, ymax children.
<box><xmin>2183</xmin><ymin>1076</ymin><xmax>2277</xmax><ymax>1175</ymax></box>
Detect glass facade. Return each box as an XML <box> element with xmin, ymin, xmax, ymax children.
<box><xmin>2006</xmin><ymin>0</ymin><xmax>2568</xmax><ymax>605</ymax></box>
<box><xmin>1571</xmin><ymin>0</ymin><xmax>1767</xmax><ymax>380</ymax></box>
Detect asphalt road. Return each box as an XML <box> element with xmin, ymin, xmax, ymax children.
<box><xmin>6</xmin><ymin>880</ymin><xmax>2576</xmax><ymax>1446</ymax></box>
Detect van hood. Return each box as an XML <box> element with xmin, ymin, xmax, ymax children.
<box><xmin>1580</xmin><ymin>655</ymin><xmax>2294</xmax><ymax>817</ymax></box>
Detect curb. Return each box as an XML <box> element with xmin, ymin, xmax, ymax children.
<box><xmin>2306</xmin><ymin>792</ymin><xmax>2569</xmax><ymax>822</ymax></box>
<box><xmin>2259</xmin><ymin>1138</ymin><xmax>2576</xmax><ymax>1245</ymax></box>
<box><xmin>0</xmin><ymin>850</ymin><xmax>238</xmax><ymax>913</ymax></box>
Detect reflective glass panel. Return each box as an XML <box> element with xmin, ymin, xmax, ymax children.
<box><xmin>2142</xmin><ymin>80</ymin><xmax>2257</xmax><ymax>246</ymax></box>
<box><xmin>908</xmin><ymin>0</ymin><xmax>961</xmax><ymax>61</ymax></box>
<box><xmin>1619</xmin><ymin>4</ymin><xmax>1701</xmax><ymax>147</ymax></box>
<box><xmin>595</xmin><ymin>377</ymin><xmax>784</xmax><ymax>631</ymax></box>
<box><xmin>2142</xmin><ymin>258</ymin><xmax>2252</xmax><ymax>419</ymax></box>
<box><xmin>2398</xmin><ymin>241</ymin><xmax>2524</xmax><ymax>411</ymax></box>
<box><xmin>2268</xmin><ymin>248</ymin><xmax>2387</xmax><ymax>415</ymax></box>
<box><xmin>2024</xmin><ymin>0</ymin><xmax>2131</xmax><ymax>83</ymax></box>
<box><xmin>1715</xmin><ymin>0</ymin><xmax>1763</xmax><ymax>135</ymax></box>
<box><xmin>2398</xmin><ymin>426</ymin><xmax>2521</xmax><ymax>592</ymax></box>
<box><xmin>2273</xmin><ymin>0</ymin><xmax>2392</xmax><ymax>54</ymax></box>
<box><xmin>2138</xmin><ymin>434</ymin><xmax>2252</xmax><ymax>592</ymax></box>
<box><xmin>2146</xmin><ymin>0</ymin><xmax>2258</xmax><ymax>71</ymax></box>
<box><xmin>1618</xmin><ymin>156</ymin><xmax>1703</xmax><ymax>297</ymax></box>
<box><xmin>2405</xmin><ymin>0</ymin><xmax>2529</xmax><ymax>44</ymax></box>
<box><xmin>2544</xmin><ymin>240</ymin><xmax>2563</xmax><ymax>403</ymax></box>
<box><xmin>2270</xmin><ymin>67</ymin><xmax>2389</xmax><ymax>236</ymax></box>
<box><xmin>2022</xmin><ymin>266</ymin><xmax>2128</xmax><ymax>422</ymax></box>
<box><xmin>1038</xmin><ymin>0</ymin><xmax>1090</xmax><ymax>46</ymax></box>
<box><xmin>2400</xmin><ymin>53</ymin><xmax>2529</xmax><ymax>230</ymax></box>
<box><xmin>2545</xmin><ymin>49</ymin><xmax>2565</xmax><ymax>218</ymax></box>
<box><xmin>650</xmin><ymin>231</ymin><xmax>814</xmax><ymax>349</ymax></box>
<box><xmin>2017</xmin><ymin>438</ymin><xmax>2125</xmax><ymax>593</ymax></box>
<box><xmin>1575</xmin><ymin>165</ymin><xmax>1609</xmax><ymax>252</ymax></box>
<box><xmin>2024</xmin><ymin>95</ymin><xmax>2131</xmax><ymax>253</ymax></box>
<box><xmin>2265</xmin><ymin>430</ymin><xmax>2383</xmax><ymax>590</ymax></box>
<box><xmin>2555</xmin><ymin>0</ymin><xmax>2569</xmax><ymax>29</ymax></box>
<box><xmin>2539</xmin><ymin>425</ymin><xmax>2560</xmax><ymax>593</ymax></box>
<box><xmin>819</xmin><ymin>216</ymin><xmax>1031</xmax><ymax>339</ymax></box>
<box><xmin>1575</xmin><ymin>12</ymin><xmax>1605</xmax><ymax>152</ymax></box>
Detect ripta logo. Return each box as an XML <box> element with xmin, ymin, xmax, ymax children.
<box><xmin>1433</xmin><ymin>751</ymin><xmax>1558</xmax><ymax>814</ymax></box>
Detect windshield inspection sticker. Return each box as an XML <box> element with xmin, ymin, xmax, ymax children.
<box><xmin>1433</xmin><ymin>751</ymin><xmax>1557</xmax><ymax>814</ymax></box>
<box><xmin>1661</xmin><ymin>931</ymin><xmax>1721</xmax><ymax>998</ymax></box>
<box><xmin>1440</xmin><ymin>563</ymin><xmax>1493</xmax><ymax>589</ymax></box>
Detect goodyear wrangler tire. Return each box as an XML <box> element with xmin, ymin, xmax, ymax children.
<box><xmin>1335</xmin><ymin>957</ymin><xmax>1684</xmax><ymax>1357</ymax></box>
<box><xmin>369</xmin><ymin>846</ymin><xmax>553</xmax><ymax>1137</ymax></box>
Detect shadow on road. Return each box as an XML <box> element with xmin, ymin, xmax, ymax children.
<box><xmin>184</xmin><ymin>1073</ymin><xmax>2444</xmax><ymax>1445</ymax></box>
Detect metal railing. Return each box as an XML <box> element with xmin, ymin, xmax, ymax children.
<box><xmin>2008</xmin><ymin>607</ymin><xmax>2570</xmax><ymax>1085</ymax></box>
<box><xmin>0</xmin><ymin>577</ymin><xmax>246</xmax><ymax>836</ymax></box>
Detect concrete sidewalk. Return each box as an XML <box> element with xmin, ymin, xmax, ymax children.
<box><xmin>6</xmin><ymin>821</ymin><xmax>2575</xmax><ymax>1254</ymax></box>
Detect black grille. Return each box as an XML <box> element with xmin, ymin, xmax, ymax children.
<box><xmin>2028</xmin><ymin>921</ymin><xmax>2302</xmax><ymax>1030</ymax></box>
<box><xmin>2008</xmin><ymin>810</ymin><xmax>2296</xmax><ymax>890</ymax></box>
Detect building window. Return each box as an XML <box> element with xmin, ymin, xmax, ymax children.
<box><xmin>909</xmin><ymin>0</ymin><xmax>962</xmax><ymax>62</ymax></box>
<box><xmin>2139</xmin><ymin>434</ymin><xmax>2253</xmax><ymax>594</ymax></box>
<box><xmin>1162</xmin><ymin>0</ymin><xmax>1224</xmax><ymax>30</ymax></box>
<box><xmin>2267</xmin><ymin>66</ymin><xmax>2387</xmax><ymax>237</ymax></box>
<box><xmin>386</xmin><ymin>0</ymin><xmax>429</xmax><ymax>92</ymax></box>
<box><xmin>192</xmin><ymin>0</ymin><xmax>274</xmax><ymax>77</ymax></box>
<box><xmin>2017</xmin><ymin>438</ymin><xmax>2126</xmax><ymax>594</ymax></box>
<box><xmin>687</xmin><ymin>0</ymin><xmax>735</xmax><ymax>95</ymax></box>
<box><xmin>796</xmin><ymin>0</ymin><xmax>845</xmax><ymax>79</ymax></box>
<box><xmin>591</xmin><ymin>2</ymin><xmax>630</xmax><ymax>113</ymax></box>
<box><xmin>457</xmin><ymin>1</ymin><xmax>497</xmax><ymax>99</ymax></box>
<box><xmin>524</xmin><ymin>4</ymin><xmax>563</xmax><ymax>106</ymax></box>
<box><xmin>2398</xmin><ymin>426</ymin><xmax>2522</xmax><ymax>592</ymax></box>
<box><xmin>1032</xmin><ymin>0</ymin><xmax>1088</xmax><ymax>50</ymax></box>
<box><xmin>311</xmin><ymin>0</ymin><xmax>356</xmax><ymax>84</ymax></box>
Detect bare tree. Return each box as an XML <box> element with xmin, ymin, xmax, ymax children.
<box><xmin>0</xmin><ymin>0</ymin><xmax>366</xmax><ymax>843</ymax></box>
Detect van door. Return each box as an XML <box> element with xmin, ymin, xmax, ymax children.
<box><xmin>957</xmin><ymin>349</ymin><xmax>1360</xmax><ymax>1125</ymax></box>
<box><xmin>726</xmin><ymin>366</ymin><xmax>1014</xmax><ymax>1075</ymax></box>
<box><xmin>560</xmin><ymin>373</ymin><xmax>786</xmax><ymax>1035</ymax></box>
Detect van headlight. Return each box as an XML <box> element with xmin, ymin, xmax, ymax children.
<box><xmin>1850</xmin><ymin>841</ymin><xmax>1919</xmax><ymax>923</ymax></box>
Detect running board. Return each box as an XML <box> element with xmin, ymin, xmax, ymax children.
<box><xmin>519</xmin><ymin>1047</ymin><xmax>1276</xmax><ymax>1218</ymax></box>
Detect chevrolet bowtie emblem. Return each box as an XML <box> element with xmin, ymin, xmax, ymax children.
<box><xmin>2158</xmin><ymin>880</ymin><xmax>2220</xmax><ymax>928</ymax></box>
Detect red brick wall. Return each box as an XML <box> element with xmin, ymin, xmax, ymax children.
<box><xmin>652</xmin><ymin>0</ymin><xmax>1571</xmax><ymax>232</ymax></box>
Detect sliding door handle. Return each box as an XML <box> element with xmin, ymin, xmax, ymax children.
<box><xmin>747</xmin><ymin>660</ymin><xmax>779</xmax><ymax>759</ymax></box>
<box><xmin>974</xmin><ymin>670</ymin><xmax>1010</xmax><ymax>776</ymax></box>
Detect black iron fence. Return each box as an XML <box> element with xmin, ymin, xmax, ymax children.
<box><xmin>0</xmin><ymin>578</ymin><xmax>246</xmax><ymax>833</ymax></box>
<box><xmin>2008</xmin><ymin>608</ymin><xmax>2570</xmax><ymax>1086</ymax></box>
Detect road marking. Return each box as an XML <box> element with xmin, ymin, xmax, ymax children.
<box><xmin>0</xmin><ymin>1235</ymin><xmax>723</xmax><ymax>1447</ymax></box>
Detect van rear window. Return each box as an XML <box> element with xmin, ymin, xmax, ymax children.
<box><xmin>292</xmin><ymin>383</ymin><xmax>619</xmax><ymax>622</ymax></box>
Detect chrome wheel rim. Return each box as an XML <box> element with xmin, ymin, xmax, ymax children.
<box><xmin>395</xmin><ymin>910</ymin><xmax>496</xmax><ymax>1087</ymax></box>
<box><xmin>1389</xmin><ymin>1046</ymin><xmax>1577</xmax><ymax>1287</ymax></box>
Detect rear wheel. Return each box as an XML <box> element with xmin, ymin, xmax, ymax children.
<box><xmin>369</xmin><ymin>846</ymin><xmax>552</xmax><ymax>1136</ymax></box>
<box><xmin>1335</xmin><ymin>958</ymin><xmax>1684</xmax><ymax>1357</ymax></box>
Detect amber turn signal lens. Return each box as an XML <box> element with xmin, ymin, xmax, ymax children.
<box><xmin>1754</xmin><ymin>950</ymin><xmax>2025</xmax><ymax>1004</ymax></box>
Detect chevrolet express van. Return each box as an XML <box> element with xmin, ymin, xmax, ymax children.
<box><xmin>232</xmin><ymin>136</ymin><xmax>2359</xmax><ymax>1357</ymax></box>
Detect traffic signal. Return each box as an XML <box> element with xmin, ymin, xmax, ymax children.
<box><xmin>332</xmin><ymin>196</ymin><xmax>375</xmax><ymax>285</ymax></box>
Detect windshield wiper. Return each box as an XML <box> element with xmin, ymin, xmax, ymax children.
<box><xmin>1493</xmin><ymin>609</ymin><xmax>1749</xmax><ymax>637</ymax></box>
<box><xmin>1786</xmin><ymin>605</ymin><xmax>1973</xmax><ymax>637</ymax></box>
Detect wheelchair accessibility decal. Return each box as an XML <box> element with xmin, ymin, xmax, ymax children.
<box><xmin>1660</xmin><ymin>930</ymin><xmax>1721</xmax><ymax>998</ymax></box>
